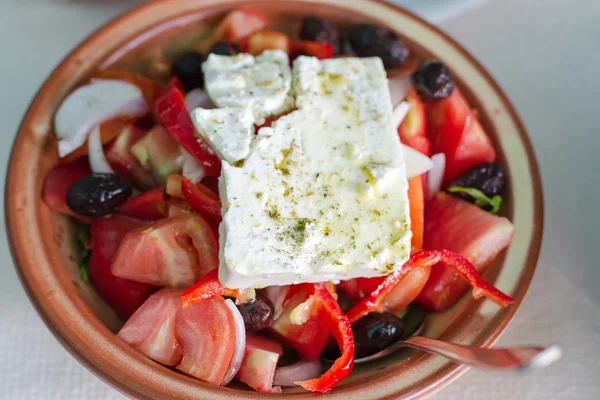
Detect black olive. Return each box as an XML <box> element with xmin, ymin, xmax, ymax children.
<box><xmin>208</xmin><ymin>41</ymin><xmax>241</xmax><ymax>56</ymax></box>
<box><xmin>299</xmin><ymin>17</ymin><xmax>339</xmax><ymax>54</ymax></box>
<box><xmin>352</xmin><ymin>312</ymin><xmax>404</xmax><ymax>358</ymax></box>
<box><xmin>412</xmin><ymin>60</ymin><xmax>454</xmax><ymax>102</ymax></box>
<box><xmin>237</xmin><ymin>292</ymin><xmax>275</xmax><ymax>331</ymax></box>
<box><xmin>349</xmin><ymin>24</ymin><xmax>409</xmax><ymax>69</ymax></box>
<box><xmin>448</xmin><ymin>162</ymin><xmax>506</xmax><ymax>202</ymax></box>
<box><xmin>171</xmin><ymin>51</ymin><xmax>205</xmax><ymax>91</ymax></box>
<box><xmin>66</xmin><ymin>173</ymin><xmax>132</xmax><ymax>217</ymax></box>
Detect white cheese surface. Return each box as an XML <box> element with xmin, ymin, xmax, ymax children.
<box><xmin>202</xmin><ymin>50</ymin><xmax>294</xmax><ymax>124</ymax></box>
<box><xmin>191</xmin><ymin>107</ymin><xmax>255</xmax><ymax>164</ymax></box>
<box><xmin>217</xmin><ymin>56</ymin><xmax>411</xmax><ymax>289</ymax></box>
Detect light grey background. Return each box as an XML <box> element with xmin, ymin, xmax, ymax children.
<box><xmin>1</xmin><ymin>0</ymin><xmax>599</xmax><ymax>399</ymax></box>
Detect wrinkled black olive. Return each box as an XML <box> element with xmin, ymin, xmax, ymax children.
<box><xmin>412</xmin><ymin>60</ymin><xmax>454</xmax><ymax>102</ymax></box>
<box><xmin>352</xmin><ymin>312</ymin><xmax>404</xmax><ymax>358</ymax></box>
<box><xmin>171</xmin><ymin>51</ymin><xmax>205</xmax><ymax>91</ymax></box>
<box><xmin>237</xmin><ymin>292</ymin><xmax>275</xmax><ymax>331</ymax></box>
<box><xmin>209</xmin><ymin>41</ymin><xmax>241</xmax><ymax>56</ymax></box>
<box><xmin>349</xmin><ymin>24</ymin><xmax>409</xmax><ymax>69</ymax></box>
<box><xmin>299</xmin><ymin>17</ymin><xmax>339</xmax><ymax>53</ymax></box>
<box><xmin>448</xmin><ymin>162</ymin><xmax>506</xmax><ymax>202</ymax></box>
<box><xmin>66</xmin><ymin>173</ymin><xmax>132</xmax><ymax>217</ymax></box>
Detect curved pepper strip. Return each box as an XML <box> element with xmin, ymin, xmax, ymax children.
<box><xmin>181</xmin><ymin>177</ymin><xmax>222</xmax><ymax>223</ymax></box>
<box><xmin>155</xmin><ymin>85</ymin><xmax>221</xmax><ymax>177</ymax></box>
<box><xmin>181</xmin><ymin>269</ymin><xmax>247</xmax><ymax>307</ymax></box>
<box><xmin>294</xmin><ymin>283</ymin><xmax>354</xmax><ymax>393</ymax></box>
<box><xmin>346</xmin><ymin>249</ymin><xmax>514</xmax><ymax>324</ymax></box>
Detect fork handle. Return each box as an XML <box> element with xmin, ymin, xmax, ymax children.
<box><xmin>403</xmin><ymin>336</ymin><xmax>561</xmax><ymax>369</ymax></box>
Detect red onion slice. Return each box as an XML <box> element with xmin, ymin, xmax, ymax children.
<box><xmin>427</xmin><ymin>153</ymin><xmax>446</xmax><ymax>200</ymax></box>
<box><xmin>392</xmin><ymin>101</ymin><xmax>411</xmax><ymax>129</ymax></box>
<box><xmin>221</xmin><ymin>299</ymin><xmax>246</xmax><ymax>385</ymax></box>
<box><xmin>404</xmin><ymin>144</ymin><xmax>433</xmax><ymax>179</ymax></box>
<box><xmin>263</xmin><ymin>286</ymin><xmax>288</xmax><ymax>321</ymax></box>
<box><xmin>273</xmin><ymin>360</ymin><xmax>322</xmax><ymax>387</ymax></box>
<box><xmin>87</xmin><ymin>126</ymin><xmax>115</xmax><ymax>174</ymax></box>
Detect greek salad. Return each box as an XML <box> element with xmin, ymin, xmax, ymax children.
<box><xmin>43</xmin><ymin>9</ymin><xmax>515</xmax><ymax>393</ymax></box>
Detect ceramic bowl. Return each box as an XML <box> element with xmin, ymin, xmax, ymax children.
<box><xmin>5</xmin><ymin>0</ymin><xmax>543</xmax><ymax>398</ymax></box>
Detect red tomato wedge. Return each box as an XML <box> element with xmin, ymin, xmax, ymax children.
<box><xmin>118</xmin><ymin>288</ymin><xmax>183</xmax><ymax>366</ymax></box>
<box><xmin>181</xmin><ymin>177</ymin><xmax>222</xmax><ymax>223</ymax></box>
<box><xmin>398</xmin><ymin>85</ymin><xmax>427</xmax><ymax>143</ymax></box>
<box><xmin>426</xmin><ymin>88</ymin><xmax>496</xmax><ymax>185</ymax></box>
<box><xmin>111</xmin><ymin>214</ymin><xmax>218</xmax><ymax>288</ymax></box>
<box><xmin>417</xmin><ymin>193</ymin><xmax>514</xmax><ymax>312</ymax></box>
<box><xmin>215</xmin><ymin>8</ymin><xmax>268</xmax><ymax>42</ymax></box>
<box><xmin>290</xmin><ymin>40</ymin><xmax>334</xmax><ymax>60</ymax></box>
<box><xmin>119</xmin><ymin>187</ymin><xmax>167</xmax><ymax>221</ymax></box>
<box><xmin>43</xmin><ymin>156</ymin><xmax>91</xmax><ymax>220</ymax></box>
<box><xmin>156</xmin><ymin>85</ymin><xmax>221</xmax><ymax>177</ymax></box>
<box><xmin>268</xmin><ymin>289</ymin><xmax>331</xmax><ymax>361</ymax></box>
<box><xmin>88</xmin><ymin>216</ymin><xmax>156</xmax><ymax>320</ymax></box>
<box><xmin>236</xmin><ymin>334</ymin><xmax>283</xmax><ymax>393</ymax></box>
<box><xmin>175</xmin><ymin>296</ymin><xmax>236</xmax><ymax>385</ymax></box>
<box><xmin>104</xmin><ymin>122</ymin><xmax>155</xmax><ymax>190</ymax></box>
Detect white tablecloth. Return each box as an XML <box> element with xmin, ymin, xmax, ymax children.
<box><xmin>1</xmin><ymin>0</ymin><xmax>599</xmax><ymax>399</ymax></box>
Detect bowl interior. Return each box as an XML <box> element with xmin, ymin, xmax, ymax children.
<box><xmin>6</xmin><ymin>0</ymin><xmax>542</xmax><ymax>399</ymax></box>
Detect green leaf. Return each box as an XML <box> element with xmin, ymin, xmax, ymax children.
<box><xmin>76</xmin><ymin>224</ymin><xmax>91</xmax><ymax>284</ymax></box>
<box><xmin>447</xmin><ymin>186</ymin><xmax>502</xmax><ymax>214</ymax></box>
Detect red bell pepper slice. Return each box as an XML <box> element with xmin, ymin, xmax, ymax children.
<box><xmin>290</xmin><ymin>40</ymin><xmax>334</xmax><ymax>60</ymax></box>
<box><xmin>119</xmin><ymin>187</ymin><xmax>167</xmax><ymax>221</ymax></box>
<box><xmin>155</xmin><ymin>85</ymin><xmax>221</xmax><ymax>177</ymax></box>
<box><xmin>181</xmin><ymin>269</ymin><xmax>247</xmax><ymax>307</ymax></box>
<box><xmin>346</xmin><ymin>249</ymin><xmax>514</xmax><ymax>324</ymax></box>
<box><xmin>181</xmin><ymin>177</ymin><xmax>222</xmax><ymax>223</ymax></box>
<box><xmin>293</xmin><ymin>283</ymin><xmax>354</xmax><ymax>393</ymax></box>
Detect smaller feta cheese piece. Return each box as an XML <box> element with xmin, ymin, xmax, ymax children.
<box><xmin>191</xmin><ymin>107</ymin><xmax>255</xmax><ymax>164</ymax></box>
<box><xmin>202</xmin><ymin>50</ymin><xmax>294</xmax><ymax>124</ymax></box>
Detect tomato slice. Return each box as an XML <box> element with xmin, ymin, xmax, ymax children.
<box><xmin>43</xmin><ymin>156</ymin><xmax>92</xmax><ymax>221</ymax></box>
<box><xmin>214</xmin><ymin>8</ymin><xmax>268</xmax><ymax>42</ymax></box>
<box><xmin>236</xmin><ymin>334</ymin><xmax>283</xmax><ymax>393</ymax></box>
<box><xmin>117</xmin><ymin>288</ymin><xmax>183</xmax><ymax>366</ymax></box>
<box><xmin>110</xmin><ymin>214</ymin><xmax>218</xmax><ymax>288</ymax></box>
<box><xmin>88</xmin><ymin>216</ymin><xmax>156</xmax><ymax>320</ymax></box>
<box><xmin>175</xmin><ymin>296</ymin><xmax>236</xmax><ymax>385</ymax></box>
<box><xmin>119</xmin><ymin>187</ymin><xmax>167</xmax><ymax>221</ymax></box>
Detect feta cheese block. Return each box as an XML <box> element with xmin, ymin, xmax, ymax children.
<box><xmin>202</xmin><ymin>50</ymin><xmax>294</xmax><ymax>124</ymax></box>
<box><xmin>217</xmin><ymin>56</ymin><xmax>412</xmax><ymax>288</ymax></box>
<box><xmin>191</xmin><ymin>107</ymin><xmax>255</xmax><ymax>164</ymax></box>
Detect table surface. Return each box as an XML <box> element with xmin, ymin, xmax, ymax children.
<box><xmin>1</xmin><ymin>0</ymin><xmax>599</xmax><ymax>399</ymax></box>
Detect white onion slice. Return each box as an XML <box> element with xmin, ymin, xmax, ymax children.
<box><xmin>273</xmin><ymin>360</ymin><xmax>322</xmax><ymax>387</ymax></box>
<box><xmin>392</xmin><ymin>101</ymin><xmax>411</xmax><ymax>129</ymax></box>
<box><xmin>263</xmin><ymin>286</ymin><xmax>288</xmax><ymax>321</ymax></box>
<box><xmin>55</xmin><ymin>80</ymin><xmax>148</xmax><ymax>157</ymax></box>
<box><xmin>388</xmin><ymin>76</ymin><xmax>409</xmax><ymax>106</ymax></box>
<box><xmin>403</xmin><ymin>144</ymin><xmax>434</xmax><ymax>179</ymax></box>
<box><xmin>427</xmin><ymin>153</ymin><xmax>446</xmax><ymax>200</ymax></box>
<box><xmin>185</xmin><ymin>88</ymin><xmax>215</xmax><ymax>113</ymax></box>
<box><xmin>221</xmin><ymin>299</ymin><xmax>246</xmax><ymax>386</ymax></box>
<box><xmin>87</xmin><ymin>126</ymin><xmax>115</xmax><ymax>173</ymax></box>
<box><xmin>181</xmin><ymin>149</ymin><xmax>205</xmax><ymax>183</ymax></box>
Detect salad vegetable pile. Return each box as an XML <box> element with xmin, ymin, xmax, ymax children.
<box><xmin>42</xmin><ymin>9</ymin><xmax>515</xmax><ymax>393</ymax></box>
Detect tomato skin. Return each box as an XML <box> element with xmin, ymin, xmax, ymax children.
<box><xmin>416</xmin><ymin>193</ymin><xmax>514</xmax><ymax>312</ymax></box>
<box><xmin>88</xmin><ymin>216</ymin><xmax>156</xmax><ymax>320</ymax></box>
<box><xmin>119</xmin><ymin>187</ymin><xmax>167</xmax><ymax>221</ymax></box>
<box><xmin>426</xmin><ymin>88</ymin><xmax>496</xmax><ymax>186</ymax></box>
<box><xmin>43</xmin><ymin>157</ymin><xmax>92</xmax><ymax>221</ymax></box>
<box><xmin>175</xmin><ymin>296</ymin><xmax>236</xmax><ymax>385</ymax></box>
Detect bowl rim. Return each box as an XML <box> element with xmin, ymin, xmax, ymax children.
<box><xmin>5</xmin><ymin>0</ymin><xmax>543</xmax><ymax>399</ymax></box>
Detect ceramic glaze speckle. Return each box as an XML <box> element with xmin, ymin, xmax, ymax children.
<box><xmin>5</xmin><ymin>0</ymin><xmax>542</xmax><ymax>399</ymax></box>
